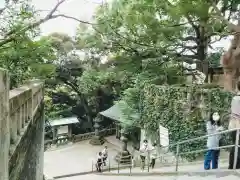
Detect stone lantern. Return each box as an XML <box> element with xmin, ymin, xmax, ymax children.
<box><xmin>115</xmin><ymin>127</ymin><xmax>131</xmax><ymax>164</ymax></box>
<box><xmin>90</xmin><ymin>115</ymin><xmax>104</xmax><ymax>145</ymax></box>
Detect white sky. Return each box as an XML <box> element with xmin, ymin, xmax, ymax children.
<box><xmin>32</xmin><ymin>0</ymin><xmax>105</xmax><ymax>36</ymax></box>
<box><xmin>32</xmin><ymin>0</ymin><xmax>231</xmax><ymax>51</ymax></box>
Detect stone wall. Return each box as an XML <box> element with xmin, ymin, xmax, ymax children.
<box><xmin>0</xmin><ymin>68</ymin><xmax>44</xmax><ymax>180</ymax></box>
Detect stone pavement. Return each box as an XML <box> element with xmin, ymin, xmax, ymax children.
<box><xmin>44</xmin><ymin>140</ymin><xmax>119</xmax><ymax>178</ymax></box>
<box><xmin>44</xmin><ymin>136</ymin><xmax>237</xmax><ymax>180</ymax></box>
<box><xmin>56</xmin><ymin>173</ymin><xmax>240</xmax><ymax>180</ymax></box>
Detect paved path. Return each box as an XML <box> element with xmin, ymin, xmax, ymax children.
<box><xmin>44</xmin><ymin>136</ymin><xmax>234</xmax><ymax>180</ymax></box>
<box><xmin>57</xmin><ymin>173</ymin><xmax>239</xmax><ymax>180</ymax></box>
<box><xmin>44</xmin><ymin>140</ymin><xmax>118</xmax><ymax>178</ymax></box>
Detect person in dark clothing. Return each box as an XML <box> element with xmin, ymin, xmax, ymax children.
<box><xmin>228</xmin><ymin>131</ymin><xmax>240</xmax><ymax>169</ymax></box>
<box><xmin>96</xmin><ymin>152</ymin><xmax>103</xmax><ymax>172</ymax></box>
<box><xmin>228</xmin><ymin>81</ymin><xmax>240</xmax><ymax>169</ymax></box>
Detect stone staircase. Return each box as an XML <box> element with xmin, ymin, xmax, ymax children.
<box><xmin>53</xmin><ymin>160</ymin><xmax>240</xmax><ymax>180</ymax></box>
<box><xmin>58</xmin><ymin>171</ymin><xmax>240</xmax><ymax>180</ymax></box>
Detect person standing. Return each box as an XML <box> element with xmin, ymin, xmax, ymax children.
<box><xmin>150</xmin><ymin>143</ymin><xmax>157</xmax><ymax>169</ymax></box>
<box><xmin>102</xmin><ymin>146</ymin><xmax>108</xmax><ymax>166</ymax></box>
<box><xmin>204</xmin><ymin>112</ymin><xmax>223</xmax><ymax>170</ymax></box>
<box><xmin>139</xmin><ymin>139</ymin><xmax>149</xmax><ymax>171</ymax></box>
<box><xmin>228</xmin><ymin>81</ymin><xmax>240</xmax><ymax>169</ymax></box>
<box><xmin>96</xmin><ymin>152</ymin><xmax>103</xmax><ymax>172</ymax></box>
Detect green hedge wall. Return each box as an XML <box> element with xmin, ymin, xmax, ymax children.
<box><xmin>140</xmin><ymin>84</ymin><xmax>233</xmax><ymax>160</ymax></box>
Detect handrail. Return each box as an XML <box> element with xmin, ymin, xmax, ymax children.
<box><xmin>91</xmin><ymin>128</ymin><xmax>240</xmax><ymax>173</ymax></box>
<box><xmin>165</xmin><ymin>128</ymin><xmax>240</xmax><ymax>148</ymax></box>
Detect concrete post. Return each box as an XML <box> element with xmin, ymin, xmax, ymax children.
<box><xmin>0</xmin><ymin>68</ymin><xmax>10</xmax><ymax>180</ymax></box>
<box><xmin>24</xmin><ymin>103</ymin><xmax>28</xmax><ymax>123</ymax></box>
<box><xmin>36</xmin><ymin>101</ymin><xmax>44</xmax><ymax>180</ymax></box>
<box><xmin>20</xmin><ymin>105</ymin><xmax>24</xmax><ymax>128</ymax></box>
<box><xmin>17</xmin><ymin>109</ymin><xmax>21</xmax><ymax>135</ymax></box>
<box><xmin>10</xmin><ymin>113</ymin><xmax>18</xmax><ymax>144</ymax></box>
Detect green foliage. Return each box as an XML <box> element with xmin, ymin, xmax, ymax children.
<box><xmin>140</xmin><ymin>84</ymin><xmax>233</xmax><ymax>160</ymax></box>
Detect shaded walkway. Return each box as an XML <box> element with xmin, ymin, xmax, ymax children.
<box><xmin>44</xmin><ymin>140</ymin><xmax>118</xmax><ymax>178</ymax></box>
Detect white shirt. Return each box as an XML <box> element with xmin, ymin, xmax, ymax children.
<box><xmin>97</xmin><ymin>155</ymin><xmax>103</xmax><ymax>162</ymax></box>
<box><xmin>206</xmin><ymin>121</ymin><xmax>222</xmax><ymax>149</ymax></box>
<box><xmin>102</xmin><ymin>148</ymin><xmax>108</xmax><ymax>157</ymax></box>
<box><xmin>139</xmin><ymin>143</ymin><xmax>149</xmax><ymax>157</ymax></box>
<box><xmin>229</xmin><ymin>93</ymin><xmax>240</xmax><ymax>129</ymax></box>
<box><xmin>150</xmin><ymin>146</ymin><xmax>157</xmax><ymax>159</ymax></box>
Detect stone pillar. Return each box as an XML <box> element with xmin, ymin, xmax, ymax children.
<box><xmin>17</xmin><ymin>109</ymin><xmax>21</xmax><ymax>135</ymax></box>
<box><xmin>90</xmin><ymin>115</ymin><xmax>104</xmax><ymax>145</ymax></box>
<box><xmin>20</xmin><ymin>105</ymin><xmax>24</xmax><ymax>128</ymax></box>
<box><xmin>24</xmin><ymin>103</ymin><xmax>28</xmax><ymax>123</ymax></box>
<box><xmin>36</xmin><ymin>102</ymin><xmax>44</xmax><ymax>180</ymax></box>
<box><xmin>115</xmin><ymin>128</ymin><xmax>131</xmax><ymax>164</ymax></box>
<box><xmin>0</xmin><ymin>68</ymin><xmax>10</xmax><ymax>180</ymax></box>
<box><xmin>10</xmin><ymin>112</ymin><xmax>18</xmax><ymax>144</ymax></box>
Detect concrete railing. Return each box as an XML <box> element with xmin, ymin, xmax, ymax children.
<box><xmin>9</xmin><ymin>80</ymin><xmax>43</xmax><ymax>148</ymax></box>
<box><xmin>44</xmin><ymin>127</ymin><xmax>116</xmax><ymax>150</ymax></box>
<box><xmin>0</xmin><ymin>68</ymin><xmax>44</xmax><ymax>180</ymax></box>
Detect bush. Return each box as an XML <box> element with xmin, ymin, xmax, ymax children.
<box><xmin>139</xmin><ymin>84</ymin><xmax>233</xmax><ymax>160</ymax></box>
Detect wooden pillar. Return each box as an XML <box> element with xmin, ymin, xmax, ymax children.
<box><xmin>116</xmin><ymin>123</ymin><xmax>120</xmax><ymax>139</ymax></box>
<box><xmin>52</xmin><ymin>127</ymin><xmax>57</xmax><ymax>144</ymax></box>
<box><xmin>68</xmin><ymin>125</ymin><xmax>72</xmax><ymax>140</ymax></box>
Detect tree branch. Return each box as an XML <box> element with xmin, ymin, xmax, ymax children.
<box><xmin>211</xmin><ymin>2</ymin><xmax>240</xmax><ymax>33</ymax></box>
<box><xmin>0</xmin><ymin>0</ymin><xmax>96</xmax><ymax>47</ymax></box>
<box><xmin>52</xmin><ymin>14</ymin><xmax>97</xmax><ymax>25</ymax></box>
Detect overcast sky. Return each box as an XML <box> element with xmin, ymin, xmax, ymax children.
<box><xmin>32</xmin><ymin>0</ymin><xmax>231</xmax><ymax>51</ymax></box>
<box><xmin>32</xmin><ymin>0</ymin><xmax>105</xmax><ymax>36</ymax></box>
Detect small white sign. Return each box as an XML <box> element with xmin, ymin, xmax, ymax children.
<box><xmin>159</xmin><ymin>125</ymin><xmax>169</xmax><ymax>147</ymax></box>
<box><xmin>57</xmin><ymin>125</ymin><xmax>68</xmax><ymax>135</ymax></box>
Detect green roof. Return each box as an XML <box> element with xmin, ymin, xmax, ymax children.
<box><xmin>99</xmin><ymin>104</ymin><xmax>122</xmax><ymax>121</ymax></box>
<box><xmin>49</xmin><ymin>117</ymin><xmax>79</xmax><ymax>127</ymax></box>
<box><xmin>99</xmin><ymin>102</ymin><xmax>139</xmax><ymax>126</ymax></box>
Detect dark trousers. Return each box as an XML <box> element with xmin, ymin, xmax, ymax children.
<box><xmin>150</xmin><ymin>158</ymin><xmax>156</xmax><ymax>169</ymax></box>
<box><xmin>140</xmin><ymin>155</ymin><xmax>146</xmax><ymax>170</ymax></box>
<box><xmin>103</xmin><ymin>157</ymin><xmax>107</xmax><ymax>166</ymax></box>
<box><xmin>204</xmin><ymin>150</ymin><xmax>220</xmax><ymax>170</ymax></box>
<box><xmin>96</xmin><ymin>161</ymin><xmax>102</xmax><ymax>172</ymax></box>
<box><xmin>228</xmin><ymin>130</ymin><xmax>240</xmax><ymax>169</ymax></box>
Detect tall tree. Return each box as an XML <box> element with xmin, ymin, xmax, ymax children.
<box><xmin>87</xmin><ymin>0</ymin><xmax>239</xmax><ymax>78</ymax></box>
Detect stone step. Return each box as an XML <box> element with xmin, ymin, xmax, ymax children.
<box><xmin>60</xmin><ymin>173</ymin><xmax>240</xmax><ymax>180</ymax></box>
<box><xmin>104</xmin><ymin>161</ymin><xmax>229</xmax><ymax>174</ymax></box>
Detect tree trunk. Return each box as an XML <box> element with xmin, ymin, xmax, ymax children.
<box><xmin>197</xmin><ymin>23</ymin><xmax>209</xmax><ymax>81</ymax></box>
<box><xmin>223</xmin><ymin>69</ymin><xmax>234</xmax><ymax>91</ymax></box>
<box><xmin>222</xmin><ymin>14</ymin><xmax>240</xmax><ymax>91</ymax></box>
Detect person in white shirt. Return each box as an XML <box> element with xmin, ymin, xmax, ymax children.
<box><xmin>102</xmin><ymin>146</ymin><xmax>108</xmax><ymax>166</ymax></box>
<box><xmin>150</xmin><ymin>143</ymin><xmax>157</xmax><ymax>169</ymax></box>
<box><xmin>204</xmin><ymin>112</ymin><xmax>223</xmax><ymax>170</ymax></box>
<box><xmin>139</xmin><ymin>139</ymin><xmax>149</xmax><ymax>171</ymax></box>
